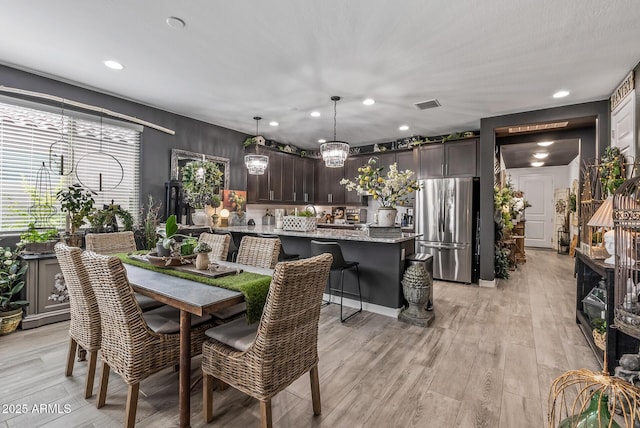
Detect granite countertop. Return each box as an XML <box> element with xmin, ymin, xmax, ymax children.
<box><xmin>216</xmin><ymin>225</ymin><xmax>419</xmax><ymax>244</ymax></box>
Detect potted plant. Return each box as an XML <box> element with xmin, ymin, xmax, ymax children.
<box><xmin>340</xmin><ymin>157</ymin><xmax>421</xmax><ymax>227</ymax></box>
<box><xmin>88</xmin><ymin>203</ymin><xmax>134</xmax><ymax>233</ymax></box>
<box><xmin>193</xmin><ymin>241</ymin><xmax>212</xmax><ymax>270</ymax></box>
<box><xmin>157</xmin><ymin>214</ymin><xmax>179</xmax><ymax>257</ymax></box>
<box><xmin>0</xmin><ymin>246</ymin><xmax>29</xmax><ymax>335</ymax></box>
<box><xmin>181</xmin><ymin>159</ymin><xmax>223</xmax><ymax>225</ymax></box>
<box><xmin>56</xmin><ymin>184</ymin><xmax>95</xmax><ymax>246</ymax></box>
<box><xmin>137</xmin><ymin>195</ymin><xmax>162</xmax><ymax>250</ymax></box>
<box><xmin>18</xmin><ymin>223</ymin><xmax>59</xmax><ymax>254</ymax></box>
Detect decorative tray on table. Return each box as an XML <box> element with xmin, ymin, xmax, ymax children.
<box><xmin>136</xmin><ymin>252</ymin><xmax>196</xmax><ymax>268</ymax></box>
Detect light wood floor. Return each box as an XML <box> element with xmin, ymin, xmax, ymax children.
<box><xmin>0</xmin><ymin>248</ymin><xmax>598</xmax><ymax>428</ymax></box>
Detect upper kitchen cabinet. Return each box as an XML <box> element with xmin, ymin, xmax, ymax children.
<box><xmin>246</xmin><ymin>147</ymin><xmax>315</xmax><ymax>204</ymax></box>
<box><xmin>418</xmin><ymin>138</ymin><xmax>477</xmax><ymax>178</ymax></box>
<box><xmin>395</xmin><ymin>149</ymin><xmax>419</xmax><ymax>173</ymax></box>
<box><xmin>315</xmin><ymin>162</ymin><xmax>345</xmax><ymax>204</ymax></box>
<box><xmin>296</xmin><ymin>156</ymin><xmax>315</xmax><ymax>203</ymax></box>
<box><xmin>344</xmin><ymin>157</ymin><xmax>367</xmax><ymax>205</ymax></box>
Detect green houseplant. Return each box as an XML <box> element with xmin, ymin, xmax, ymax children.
<box><xmin>56</xmin><ymin>184</ymin><xmax>95</xmax><ymax>234</ymax></box>
<box><xmin>0</xmin><ymin>246</ymin><xmax>29</xmax><ymax>335</ymax></box>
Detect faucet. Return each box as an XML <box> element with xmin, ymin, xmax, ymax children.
<box><xmin>303</xmin><ymin>204</ymin><xmax>317</xmax><ymax>217</ymax></box>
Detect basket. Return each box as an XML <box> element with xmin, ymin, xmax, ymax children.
<box><xmin>0</xmin><ymin>309</ymin><xmax>23</xmax><ymax>335</ymax></box>
<box><xmin>614</xmin><ymin>304</ymin><xmax>640</xmax><ymax>340</ymax></box>
<box><xmin>592</xmin><ymin>329</ymin><xmax>606</xmax><ymax>351</ymax></box>
<box><xmin>282</xmin><ymin>216</ymin><xmax>317</xmax><ymax>232</ymax></box>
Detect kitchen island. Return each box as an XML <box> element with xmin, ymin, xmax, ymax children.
<box><xmin>215</xmin><ymin>225</ymin><xmax>419</xmax><ymax>316</ymax></box>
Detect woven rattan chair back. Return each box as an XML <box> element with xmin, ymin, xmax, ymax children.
<box><xmin>198</xmin><ymin>232</ymin><xmax>230</xmax><ymax>262</ymax></box>
<box><xmin>55</xmin><ymin>242</ymin><xmax>101</xmax><ymax>398</ymax></box>
<box><xmin>236</xmin><ymin>235</ymin><xmax>281</xmax><ymax>269</ymax></box>
<box><xmin>80</xmin><ymin>250</ymin><xmax>153</xmax><ymax>384</ymax></box>
<box><xmin>254</xmin><ymin>253</ymin><xmax>332</xmax><ymax>386</ymax></box>
<box><xmin>55</xmin><ymin>243</ymin><xmax>101</xmax><ymax>351</ymax></box>
<box><xmin>85</xmin><ymin>231</ymin><xmax>137</xmax><ymax>255</ymax></box>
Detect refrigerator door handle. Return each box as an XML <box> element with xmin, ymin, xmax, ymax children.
<box><xmin>418</xmin><ymin>241</ymin><xmax>469</xmax><ymax>250</ymax></box>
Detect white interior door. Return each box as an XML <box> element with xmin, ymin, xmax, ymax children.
<box><xmin>611</xmin><ymin>90</ymin><xmax>636</xmax><ymax>172</ymax></box>
<box><xmin>519</xmin><ymin>175</ymin><xmax>554</xmax><ymax>248</ymax></box>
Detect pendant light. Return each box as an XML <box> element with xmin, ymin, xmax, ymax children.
<box><xmin>244</xmin><ymin>116</ymin><xmax>269</xmax><ymax>175</ymax></box>
<box><xmin>320</xmin><ymin>96</ymin><xmax>349</xmax><ymax>168</ymax></box>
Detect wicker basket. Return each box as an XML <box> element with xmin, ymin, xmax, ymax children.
<box><xmin>282</xmin><ymin>216</ymin><xmax>317</xmax><ymax>232</ymax></box>
<box><xmin>592</xmin><ymin>329</ymin><xmax>606</xmax><ymax>351</ymax></box>
<box><xmin>614</xmin><ymin>304</ymin><xmax>640</xmax><ymax>340</ymax></box>
<box><xmin>0</xmin><ymin>309</ymin><xmax>23</xmax><ymax>335</ymax></box>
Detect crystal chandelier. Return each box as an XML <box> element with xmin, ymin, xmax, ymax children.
<box><xmin>320</xmin><ymin>96</ymin><xmax>349</xmax><ymax>168</ymax></box>
<box><xmin>244</xmin><ymin>116</ymin><xmax>269</xmax><ymax>175</ymax></box>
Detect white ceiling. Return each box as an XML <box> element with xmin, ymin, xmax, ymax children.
<box><xmin>1</xmin><ymin>1</ymin><xmax>639</xmax><ymax>150</ymax></box>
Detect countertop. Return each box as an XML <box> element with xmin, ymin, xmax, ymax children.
<box><xmin>215</xmin><ymin>225</ymin><xmax>419</xmax><ymax>244</ymax></box>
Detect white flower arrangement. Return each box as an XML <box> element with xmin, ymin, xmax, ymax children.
<box><xmin>340</xmin><ymin>157</ymin><xmax>421</xmax><ymax>208</ymax></box>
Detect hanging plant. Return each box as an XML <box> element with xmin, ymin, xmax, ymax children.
<box><xmin>598</xmin><ymin>146</ymin><xmax>626</xmax><ymax>196</ymax></box>
<box><xmin>181</xmin><ymin>160</ymin><xmax>223</xmax><ymax>209</ymax></box>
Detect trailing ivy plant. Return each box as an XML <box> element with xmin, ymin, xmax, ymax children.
<box><xmin>494</xmin><ymin>246</ymin><xmax>510</xmax><ymax>279</ymax></box>
<box><xmin>598</xmin><ymin>146</ymin><xmax>626</xmax><ymax>196</ymax></box>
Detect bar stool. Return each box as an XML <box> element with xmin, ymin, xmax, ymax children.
<box><xmin>310</xmin><ymin>240</ymin><xmax>362</xmax><ymax>322</ymax></box>
<box><xmin>257</xmin><ymin>233</ymin><xmax>299</xmax><ymax>261</ymax></box>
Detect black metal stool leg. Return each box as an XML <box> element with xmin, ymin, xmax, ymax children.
<box><xmin>340</xmin><ymin>266</ymin><xmax>363</xmax><ymax>323</ymax></box>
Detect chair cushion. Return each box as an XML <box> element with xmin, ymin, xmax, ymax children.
<box><xmin>143</xmin><ymin>305</ymin><xmax>213</xmax><ymax>334</ymax></box>
<box><xmin>210</xmin><ymin>302</ymin><xmax>247</xmax><ymax>321</ymax></box>
<box><xmin>134</xmin><ymin>292</ymin><xmax>164</xmax><ymax>311</ymax></box>
<box><xmin>205</xmin><ymin>317</ymin><xmax>258</xmax><ymax>352</ymax></box>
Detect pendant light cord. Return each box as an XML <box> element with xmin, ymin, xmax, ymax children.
<box><xmin>333</xmin><ymin>99</ymin><xmax>337</xmax><ymax>141</ymax></box>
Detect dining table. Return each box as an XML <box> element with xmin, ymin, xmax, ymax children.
<box><xmin>123</xmin><ymin>260</ymin><xmax>274</xmax><ymax>428</ymax></box>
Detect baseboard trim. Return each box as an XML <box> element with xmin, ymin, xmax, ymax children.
<box><xmin>479</xmin><ymin>279</ymin><xmax>496</xmax><ymax>288</ymax></box>
<box><xmin>322</xmin><ymin>293</ymin><xmax>401</xmax><ymax>318</ymax></box>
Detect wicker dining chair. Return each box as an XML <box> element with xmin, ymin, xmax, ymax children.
<box><xmin>85</xmin><ymin>231</ymin><xmax>162</xmax><ymax>311</ymax></box>
<box><xmin>81</xmin><ymin>251</ymin><xmax>215</xmax><ymax>428</ymax></box>
<box><xmin>54</xmin><ymin>243</ymin><xmax>101</xmax><ymax>399</ymax></box>
<box><xmin>198</xmin><ymin>232</ymin><xmax>230</xmax><ymax>263</ymax></box>
<box><xmin>85</xmin><ymin>231</ymin><xmax>137</xmax><ymax>255</ymax></box>
<box><xmin>202</xmin><ymin>253</ymin><xmax>333</xmax><ymax>427</ymax></box>
<box><xmin>236</xmin><ymin>236</ymin><xmax>281</xmax><ymax>269</ymax></box>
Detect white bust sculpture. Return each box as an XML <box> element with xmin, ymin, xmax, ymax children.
<box><xmin>603</xmin><ymin>229</ymin><xmax>635</xmax><ymax>265</ymax></box>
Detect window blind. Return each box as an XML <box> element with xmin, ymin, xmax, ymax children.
<box><xmin>0</xmin><ymin>99</ymin><xmax>141</xmax><ymax>233</ymax></box>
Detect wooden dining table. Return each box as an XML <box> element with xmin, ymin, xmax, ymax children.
<box><xmin>123</xmin><ymin>261</ymin><xmax>273</xmax><ymax>428</ymax></box>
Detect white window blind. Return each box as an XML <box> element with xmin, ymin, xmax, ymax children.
<box><xmin>0</xmin><ymin>98</ymin><xmax>141</xmax><ymax>233</ymax></box>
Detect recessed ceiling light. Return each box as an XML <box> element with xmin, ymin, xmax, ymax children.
<box><xmin>399</xmin><ymin>125</ymin><xmax>409</xmax><ymax>131</ymax></box>
<box><xmin>318</xmin><ymin>139</ymin><xmax>326</xmax><ymax>143</ymax></box>
<box><xmin>166</xmin><ymin>16</ymin><xmax>186</xmax><ymax>29</ymax></box>
<box><xmin>533</xmin><ymin>153</ymin><xmax>549</xmax><ymax>159</ymax></box>
<box><xmin>531</xmin><ymin>161</ymin><xmax>545</xmax><ymax>167</ymax></box>
<box><xmin>103</xmin><ymin>60</ymin><xmax>124</xmax><ymax>70</ymax></box>
<box><xmin>269</xmin><ymin>121</ymin><xmax>279</xmax><ymax>127</ymax></box>
<box><xmin>363</xmin><ymin>98</ymin><xmax>375</xmax><ymax>106</ymax></box>
<box><xmin>537</xmin><ymin>141</ymin><xmax>554</xmax><ymax>147</ymax></box>
<box><xmin>310</xmin><ymin>111</ymin><xmax>321</xmax><ymax>117</ymax></box>
<box><xmin>553</xmin><ymin>90</ymin><xmax>570</xmax><ymax>98</ymax></box>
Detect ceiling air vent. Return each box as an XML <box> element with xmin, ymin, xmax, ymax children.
<box><xmin>414</xmin><ymin>99</ymin><xmax>441</xmax><ymax>110</ymax></box>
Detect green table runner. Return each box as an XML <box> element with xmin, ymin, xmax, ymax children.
<box><xmin>116</xmin><ymin>253</ymin><xmax>272</xmax><ymax>323</ymax></box>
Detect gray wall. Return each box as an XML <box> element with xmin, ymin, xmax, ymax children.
<box><xmin>0</xmin><ymin>65</ymin><xmax>251</xmax><ymax>217</ymax></box>
<box><xmin>479</xmin><ymin>101</ymin><xmax>610</xmax><ymax>282</ymax></box>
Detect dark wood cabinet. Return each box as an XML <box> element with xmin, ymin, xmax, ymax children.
<box><xmin>247</xmin><ymin>148</ymin><xmax>316</xmax><ymax>204</ymax></box>
<box><xmin>315</xmin><ymin>162</ymin><xmax>345</xmax><ymax>204</ymax></box>
<box><xmin>298</xmin><ymin>157</ymin><xmax>315</xmax><ymax>203</ymax></box>
<box><xmin>575</xmin><ymin>251</ymin><xmax>639</xmax><ymax>374</ymax></box>
<box><xmin>395</xmin><ymin>150</ymin><xmax>419</xmax><ymax>173</ymax></box>
<box><xmin>418</xmin><ymin>144</ymin><xmax>445</xmax><ymax>178</ymax></box>
<box><xmin>417</xmin><ymin>138</ymin><xmax>477</xmax><ymax>178</ymax></box>
<box><xmin>344</xmin><ymin>157</ymin><xmax>366</xmax><ymax>205</ymax></box>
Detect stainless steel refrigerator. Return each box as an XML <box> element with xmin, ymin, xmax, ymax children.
<box><xmin>414</xmin><ymin>177</ymin><xmax>476</xmax><ymax>283</ymax></box>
